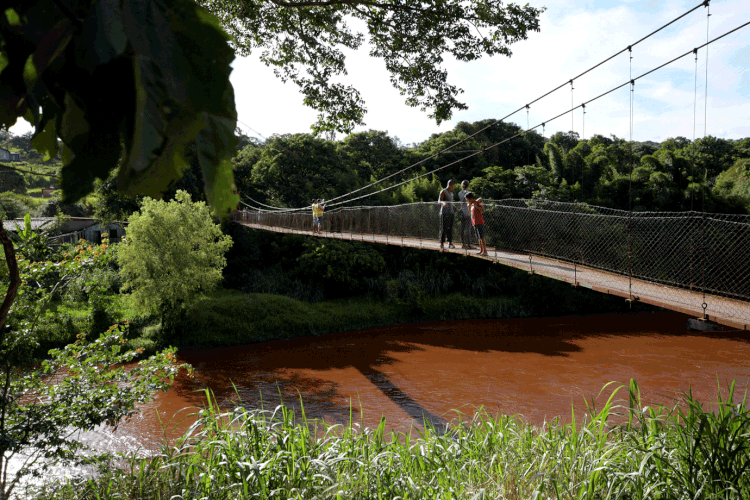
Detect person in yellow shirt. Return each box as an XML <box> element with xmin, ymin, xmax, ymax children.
<box><xmin>312</xmin><ymin>199</ymin><xmax>325</xmax><ymax>233</ymax></box>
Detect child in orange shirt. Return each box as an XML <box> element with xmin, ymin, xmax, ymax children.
<box><xmin>465</xmin><ymin>192</ymin><xmax>487</xmax><ymax>257</ymax></box>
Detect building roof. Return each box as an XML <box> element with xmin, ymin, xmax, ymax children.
<box><xmin>4</xmin><ymin>217</ymin><xmax>101</xmax><ymax>232</ymax></box>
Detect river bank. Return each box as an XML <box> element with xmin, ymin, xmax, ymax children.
<box><xmin>42</xmin><ymin>278</ymin><xmax>639</xmax><ymax>356</ymax></box>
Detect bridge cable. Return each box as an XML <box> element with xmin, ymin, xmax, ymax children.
<box><xmin>692</xmin><ymin>48</ymin><xmax>698</xmax><ymax>211</ymax></box>
<box><xmin>701</xmin><ymin>1</ymin><xmax>711</xmax><ymax>320</ymax></box>
<box><xmin>581</xmin><ymin>103</ymin><xmax>586</xmax><ymax>198</ymax></box>
<box><xmin>570</xmin><ymin>79</ymin><xmax>575</xmax><ymax>197</ymax></box>
<box><xmin>239</xmin><ymin>197</ymin><xmax>288</xmax><ymax>211</ymax></box>
<box><xmin>242</xmin><ymin>18</ymin><xmax>750</xmax><ymax>214</ymax></box>
<box><xmin>262</xmin><ymin>0</ymin><xmax>716</xmax><ymax>211</ymax></box>
<box><xmin>526</xmin><ymin>105</ymin><xmax>530</xmax><ymax>166</ymax></box>
<box><xmin>628</xmin><ymin>46</ymin><xmax>635</xmax><ymax>303</ymax></box>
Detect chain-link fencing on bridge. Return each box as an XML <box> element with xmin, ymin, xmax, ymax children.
<box><xmin>235</xmin><ymin>200</ymin><xmax>750</xmax><ymax>328</ymax></box>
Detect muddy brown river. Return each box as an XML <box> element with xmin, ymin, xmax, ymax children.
<box><xmin>104</xmin><ymin>310</ymin><xmax>750</xmax><ymax>452</ymax></box>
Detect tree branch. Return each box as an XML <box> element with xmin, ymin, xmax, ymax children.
<box><xmin>267</xmin><ymin>0</ymin><xmax>424</xmax><ymax>12</ymax></box>
<box><xmin>0</xmin><ymin>163</ymin><xmax>60</xmax><ymax>179</ymax></box>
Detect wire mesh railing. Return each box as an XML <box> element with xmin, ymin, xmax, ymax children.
<box><xmin>234</xmin><ymin>200</ymin><xmax>750</xmax><ymax>327</ymax></box>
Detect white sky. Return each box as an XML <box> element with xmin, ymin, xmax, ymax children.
<box><xmin>231</xmin><ymin>0</ymin><xmax>750</xmax><ymax>145</ymax></box>
<box><xmin>11</xmin><ymin>0</ymin><xmax>750</xmax><ymax>146</ymax></box>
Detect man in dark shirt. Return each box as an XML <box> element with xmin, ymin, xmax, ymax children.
<box><xmin>438</xmin><ymin>179</ymin><xmax>456</xmax><ymax>251</ymax></box>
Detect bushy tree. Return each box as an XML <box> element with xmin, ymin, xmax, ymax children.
<box><xmin>117</xmin><ymin>190</ymin><xmax>233</xmax><ymax>333</ymax></box>
<box><xmin>714</xmin><ymin>158</ymin><xmax>750</xmax><ymax>212</ymax></box>
<box><xmin>250</xmin><ymin>134</ymin><xmax>358</xmax><ymax>207</ymax></box>
<box><xmin>295</xmin><ymin>239</ymin><xmax>385</xmax><ymax>295</ymax></box>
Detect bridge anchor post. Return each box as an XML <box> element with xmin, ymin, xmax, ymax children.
<box><xmin>687</xmin><ymin>318</ymin><xmax>722</xmax><ymax>332</ymax></box>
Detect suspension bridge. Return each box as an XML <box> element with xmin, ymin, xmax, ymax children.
<box><xmin>235</xmin><ymin>201</ymin><xmax>750</xmax><ymax>331</ymax></box>
<box><xmin>236</xmin><ymin>1</ymin><xmax>750</xmax><ymax>330</ymax></box>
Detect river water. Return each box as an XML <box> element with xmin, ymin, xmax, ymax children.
<box><xmin>99</xmin><ymin>309</ymin><xmax>750</xmax><ymax>453</ymax></box>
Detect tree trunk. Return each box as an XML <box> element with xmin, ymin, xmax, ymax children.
<box><xmin>0</xmin><ymin>219</ymin><xmax>20</xmax><ymax>340</ymax></box>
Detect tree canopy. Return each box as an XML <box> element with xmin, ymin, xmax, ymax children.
<box><xmin>201</xmin><ymin>0</ymin><xmax>543</xmax><ymax>135</ymax></box>
<box><xmin>117</xmin><ymin>190</ymin><xmax>233</xmax><ymax>333</ymax></box>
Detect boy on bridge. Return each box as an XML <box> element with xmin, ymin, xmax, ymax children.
<box><xmin>465</xmin><ymin>192</ymin><xmax>487</xmax><ymax>257</ymax></box>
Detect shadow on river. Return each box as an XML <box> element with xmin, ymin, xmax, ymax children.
<box><xmin>109</xmin><ymin>309</ymin><xmax>750</xmax><ymax>451</ymax></box>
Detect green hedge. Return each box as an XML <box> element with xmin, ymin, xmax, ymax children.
<box><xmin>174</xmin><ymin>290</ymin><xmax>527</xmax><ymax>348</ymax></box>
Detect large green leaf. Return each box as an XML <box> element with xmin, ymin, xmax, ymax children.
<box><xmin>1</xmin><ymin>0</ymin><xmax>238</xmax><ymax>213</ymax></box>
<box><xmin>22</xmin><ymin>18</ymin><xmax>75</xmax><ymax>92</ymax></box>
<box><xmin>76</xmin><ymin>0</ymin><xmax>128</xmax><ymax>71</ymax></box>
<box><xmin>30</xmin><ymin>115</ymin><xmax>57</xmax><ymax>161</ymax></box>
<box><xmin>195</xmin><ymin>112</ymin><xmax>239</xmax><ymax>216</ymax></box>
<box><xmin>118</xmin><ymin>54</ymin><xmax>195</xmax><ymax>197</ymax></box>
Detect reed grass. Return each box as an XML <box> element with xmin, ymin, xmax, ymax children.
<box><xmin>38</xmin><ymin>380</ymin><xmax>750</xmax><ymax>499</ymax></box>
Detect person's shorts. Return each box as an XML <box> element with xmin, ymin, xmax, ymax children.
<box><xmin>474</xmin><ymin>223</ymin><xmax>485</xmax><ymax>239</ymax></box>
<box><xmin>313</xmin><ymin>217</ymin><xmax>321</xmax><ymax>226</ymax></box>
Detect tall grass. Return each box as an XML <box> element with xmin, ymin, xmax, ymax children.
<box><xmin>39</xmin><ymin>380</ymin><xmax>750</xmax><ymax>499</ymax></box>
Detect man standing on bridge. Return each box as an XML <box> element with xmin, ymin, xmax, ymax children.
<box><xmin>458</xmin><ymin>180</ymin><xmax>474</xmax><ymax>250</ymax></box>
<box><xmin>438</xmin><ymin>179</ymin><xmax>456</xmax><ymax>251</ymax></box>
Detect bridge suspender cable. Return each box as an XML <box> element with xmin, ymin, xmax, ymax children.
<box><xmin>701</xmin><ymin>2</ymin><xmax>711</xmax><ymax>321</ymax></box>
<box><xmin>627</xmin><ymin>45</ymin><xmax>635</xmax><ymax>304</ymax></box>
<box><xmin>248</xmin><ymin>0</ymin><xmax>717</xmax><ymax>212</ymax></box>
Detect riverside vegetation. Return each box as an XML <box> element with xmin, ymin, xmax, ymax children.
<box><xmin>38</xmin><ymin>380</ymin><xmax>750</xmax><ymax>499</ymax></box>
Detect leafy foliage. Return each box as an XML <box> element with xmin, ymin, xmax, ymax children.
<box><xmin>10</xmin><ymin>212</ymin><xmax>54</xmax><ymax>261</ymax></box>
<box><xmin>0</xmin><ymin>0</ymin><xmax>239</xmax><ymax>215</ymax></box>
<box><xmin>38</xmin><ymin>380</ymin><xmax>750</xmax><ymax>500</ymax></box>
<box><xmin>0</xmin><ymin>165</ymin><xmax>26</xmax><ymax>193</ymax></box>
<box><xmin>117</xmin><ymin>190</ymin><xmax>233</xmax><ymax>333</ymax></box>
<box><xmin>296</xmin><ymin>238</ymin><xmax>386</xmax><ymax>293</ymax></box>
<box><xmin>250</xmin><ymin>133</ymin><xmax>359</xmax><ymax>206</ymax></box>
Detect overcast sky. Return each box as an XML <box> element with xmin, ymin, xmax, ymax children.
<box><xmin>11</xmin><ymin>0</ymin><xmax>750</xmax><ymax>146</ymax></box>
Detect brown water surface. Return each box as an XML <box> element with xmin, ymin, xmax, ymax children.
<box><xmin>114</xmin><ymin>310</ymin><xmax>750</xmax><ymax>449</ymax></box>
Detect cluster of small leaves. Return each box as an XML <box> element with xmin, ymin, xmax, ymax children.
<box><xmin>200</xmin><ymin>0</ymin><xmax>544</xmax><ymax>135</ymax></box>
<box><xmin>117</xmin><ymin>190</ymin><xmax>233</xmax><ymax>332</ymax></box>
<box><xmin>0</xmin><ymin>323</ymin><xmax>189</xmax><ymax>493</ymax></box>
<box><xmin>0</xmin><ymin>0</ymin><xmax>239</xmax><ymax>215</ymax></box>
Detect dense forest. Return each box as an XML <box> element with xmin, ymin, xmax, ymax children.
<box><xmin>233</xmin><ymin>121</ymin><xmax>750</xmax><ymax>214</ymax></box>
<box><xmin>3</xmin><ymin>120</ymin><xmax>749</xmax><ymax>221</ymax></box>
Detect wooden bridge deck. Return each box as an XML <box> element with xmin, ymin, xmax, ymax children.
<box><xmin>238</xmin><ymin>221</ymin><xmax>750</xmax><ymax>331</ymax></box>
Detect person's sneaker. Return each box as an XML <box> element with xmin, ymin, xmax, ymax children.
<box><xmin>449</xmin><ymin>244</ymin><xmax>456</xmax><ymax>249</ymax></box>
